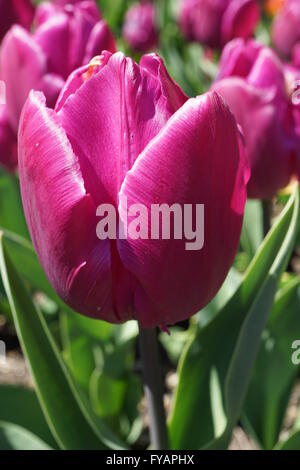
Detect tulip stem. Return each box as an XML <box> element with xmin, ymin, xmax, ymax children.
<box><xmin>138</xmin><ymin>326</ymin><xmax>169</xmax><ymax>450</ymax></box>
<box><xmin>262</xmin><ymin>199</ymin><xmax>272</xmax><ymax>237</ymax></box>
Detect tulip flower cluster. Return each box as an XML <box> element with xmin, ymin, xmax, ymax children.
<box><xmin>0</xmin><ymin>0</ymin><xmax>115</xmax><ymax>170</ymax></box>
<box><xmin>179</xmin><ymin>0</ymin><xmax>261</xmax><ymax>49</ymax></box>
<box><xmin>1</xmin><ymin>0</ymin><xmax>300</xmax><ymax>455</ymax></box>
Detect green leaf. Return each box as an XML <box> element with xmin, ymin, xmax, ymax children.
<box><xmin>0</xmin><ymin>385</ymin><xmax>57</xmax><ymax>448</ymax></box>
<box><xmin>168</xmin><ymin>185</ymin><xmax>299</xmax><ymax>450</ymax></box>
<box><xmin>97</xmin><ymin>0</ymin><xmax>127</xmax><ymax>32</ymax></box>
<box><xmin>240</xmin><ymin>199</ymin><xmax>264</xmax><ymax>258</ymax></box>
<box><xmin>276</xmin><ymin>430</ymin><xmax>300</xmax><ymax>450</ymax></box>
<box><xmin>60</xmin><ymin>312</ymin><xmax>96</xmax><ymax>388</ymax></box>
<box><xmin>160</xmin><ymin>327</ymin><xmax>192</xmax><ymax>365</ymax></box>
<box><xmin>1</xmin><ymin>229</ymin><xmax>80</xmax><ymax>316</ymax></box>
<box><xmin>0</xmin><ymin>172</ymin><xmax>29</xmax><ymax>239</ymax></box>
<box><xmin>243</xmin><ymin>277</ymin><xmax>300</xmax><ymax>449</ymax></box>
<box><xmin>0</xmin><ymin>421</ymin><xmax>52</xmax><ymax>450</ymax></box>
<box><xmin>0</xmin><ymin>233</ymin><xmax>122</xmax><ymax>450</ymax></box>
<box><xmin>69</xmin><ymin>312</ymin><xmax>114</xmax><ymax>342</ymax></box>
<box><xmin>89</xmin><ymin>370</ymin><xmax>127</xmax><ymax>418</ymax></box>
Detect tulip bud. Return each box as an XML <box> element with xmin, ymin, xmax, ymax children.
<box><xmin>18</xmin><ymin>52</ymin><xmax>249</xmax><ymax>327</ymax></box>
<box><xmin>179</xmin><ymin>0</ymin><xmax>260</xmax><ymax>49</ymax></box>
<box><xmin>0</xmin><ymin>1</ymin><xmax>116</xmax><ymax>170</ymax></box>
<box><xmin>272</xmin><ymin>0</ymin><xmax>300</xmax><ymax>60</ymax></box>
<box><xmin>213</xmin><ymin>39</ymin><xmax>299</xmax><ymax>199</ymax></box>
<box><xmin>0</xmin><ymin>0</ymin><xmax>34</xmax><ymax>41</ymax></box>
<box><xmin>123</xmin><ymin>1</ymin><xmax>158</xmax><ymax>52</ymax></box>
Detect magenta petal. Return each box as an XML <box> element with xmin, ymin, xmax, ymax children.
<box><xmin>40</xmin><ymin>73</ymin><xmax>65</xmax><ymax>109</ymax></box>
<box><xmin>0</xmin><ymin>25</ymin><xmax>47</xmax><ymax>132</ymax></box>
<box><xmin>247</xmin><ymin>48</ymin><xmax>286</xmax><ymax>100</ymax></box>
<box><xmin>0</xmin><ymin>105</ymin><xmax>17</xmax><ymax>170</ymax></box>
<box><xmin>221</xmin><ymin>0</ymin><xmax>260</xmax><ymax>45</ymax></box>
<box><xmin>34</xmin><ymin>2</ymin><xmax>59</xmax><ymax>27</ymax></box>
<box><xmin>117</xmin><ymin>92</ymin><xmax>248</xmax><ymax>327</ymax></box>
<box><xmin>140</xmin><ymin>53</ymin><xmax>188</xmax><ymax>113</ymax></box>
<box><xmin>58</xmin><ymin>52</ymin><xmax>184</xmax><ymax>207</ymax></box>
<box><xmin>34</xmin><ymin>12</ymin><xmax>71</xmax><ymax>79</ymax></box>
<box><xmin>55</xmin><ymin>64</ymin><xmax>89</xmax><ymax>112</ymax></box>
<box><xmin>18</xmin><ymin>91</ymin><xmax>121</xmax><ymax>321</ymax></box>
<box><xmin>217</xmin><ymin>38</ymin><xmax>263</xmax><ymax>80</ymax></box>
<box><xmin>84</xmin><ymin>20</ymin><xmax>116</xmax><ymax>63</ymax></box>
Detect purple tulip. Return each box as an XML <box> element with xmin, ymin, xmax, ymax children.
<box><xmin>213</xmin><ymin>39</ymin><xmax>299</xmax><ymax>199</ymax></box>
<box><xmin>18</xmin><ymin>52</ymin><xmax>249</xmax><ymax>327</ymax></box>
<box><xmin>179</xmin><ymin>0</ymin><xmax>260</xmax><ymax>49</ymax></box>
<box><xmin>0</xmin><ymin>0</ymin><xmax>35</xmax><ymax>42</ymax></box>
<box><xmin>0</xmin><ymin>0</ymin><xmax>116</xmax><ymax>170</ymax></box>
<box><xmin>123</xmin><ymin>1</ymin><xmax>158</xmax><ymax>52</ymax></box>
<box><xmin>272</xmin><ymin>0</ymin><xmax>300</xmax><ymax>60</ymax></box>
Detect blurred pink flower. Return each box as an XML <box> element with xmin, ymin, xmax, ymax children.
<box><xmin>0</xmin><ymin>0</ymin><xmax>116</xmax><ymax>170</ymax></box>
<box><xmin>272</xmin><ymin>0</ymin><xmax>300</xmax><ymax>61</ymax></box>
<box><xmin>214</xmin><ymin>39</ymin><xmax>300</xmax><ymax>199</ymax></box>
<box><xmin>123</xmin><ymin>1</ymin><xmax>158</xmax><ymax>52</ymax></box>
<box><xmin>179</xmin><ymin>0</ymin><xmax>260</xmax><ymax>49</ymax></box>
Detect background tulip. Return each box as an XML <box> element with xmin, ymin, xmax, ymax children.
<box><xmin>272</xmin><ymin>0</ymin><xmax>300</xmax><ymax>60</ymax></box>
<box><xmin>122</xmin><ymin>1</ymin><xmax>158</xmax><ymax>52</ymax></box>
<box><xmin>0</xmin><ymin>0</ymin><xmax>116</xmax><ymax>170</ymax></box>
<box><xmin>0</xmin><ymin>0</ymin><xmax>35</xmax><ymax>41</ymax></box>
<box><xmin>213</xmin><ymin>39</ymin><xmax>299</xmax><ymax>199</ymax></box>
<box><xmin>18</xmin><ymin>52</ymin><xmax>248</xmax><ymax>327</ymax></box>
<box><xmin>179</xmin><ymin>0</ymin><xmax>260</xmax><ymax>49</ymax></box>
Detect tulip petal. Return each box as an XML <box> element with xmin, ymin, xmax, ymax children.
<box><xmin>140</xmin><ymin>54</ymin><xmax>188</xmax><ymax>114</ymax></box>
<box><xmin>222</xmin><ymin>0</ymin><xmax>260</xmax><ymax>45</ymax></box>
<box><xmin>18</xmin><ymin>90</ymin><xmax>126</xmax><ymax>323</ymax></box>
<box><xmin>34</xmin><ymin>12</ymin><xmax>71</xmax><ymax>79</ymax></box>
<box><xmin>118</xmin><ymin>92</ymin><xmax>248</xmax><ymax>327</ymax></box>
<box><xmin>40</xmin><ymin>73</ymin><xmax>65</xmax><ymax>109</ymax></box>
<box><xmin>84</xmin><ymin>20</ymin><xmax>116</xmax><ymax>64</ymax></box>
<box><xmin>58</xmin><ymin>52</ymin><xmax>185</xmax><ymax>208</ymax></box>
<box><xmin>247</xmin><ymin>47</ymin><xmax>286</xmax><ymax>100</ymax></box>
<box><xmin>217</xmin><ymin>38</ymin><xmax>263</xmax><ymax>80</ymax></box>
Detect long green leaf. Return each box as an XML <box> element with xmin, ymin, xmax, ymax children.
<box><xmin>168</xmin><ymin>185</ymin><xmax>299</xmax><ymax>450</ymax></box>
<box><xmin>0</xmin><ymin>233</ymin><xmax>124</xmax><ymax>450</ymax></box>
<box><xmin>0</xmin><ymin>172</ymin><xmax>29</xmax><ymax>239</ymax></box>
<box><xmin>0</xmin><ymin>421</ymin><xmax>51</xmax><ymax>450</ymax></box>
<box><xmin>0</xmin><ymin>385</ymin><xmax>57</xmax><ymax>448</ymax></box>
<box><xmin>243</xmin><ymin>276</ymin><xmax>300</xmax><ymax>449</ymax></box>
